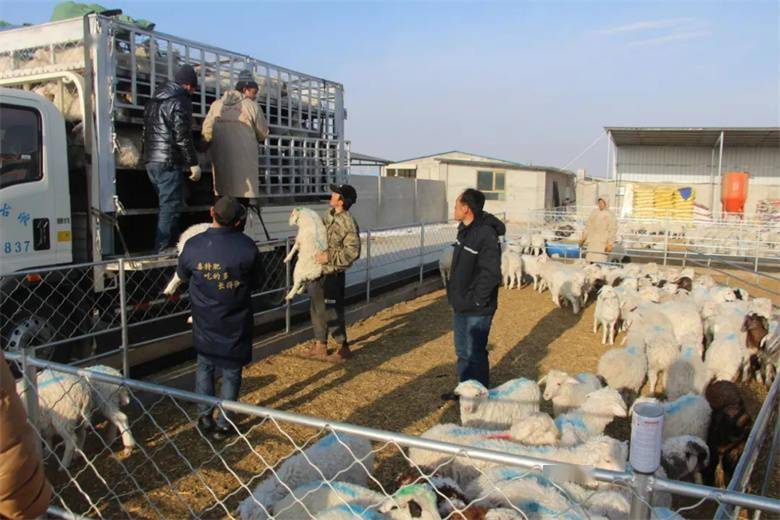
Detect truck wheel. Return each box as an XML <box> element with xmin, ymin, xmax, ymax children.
<box><xmin>3</xmin><ymin>315</ymin><xmax>72</xmax><ymax>362</ymax></box>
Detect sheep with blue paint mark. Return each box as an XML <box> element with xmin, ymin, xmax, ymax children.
<box><xmin>16</xmin><ymin>369</ymin><xmax>94</xmax><ymax>469</ymax></box>
<box><xmin>632</xmin><ymin>313</ymin><xmax>680</xmax><ymax>395</ymax></box>
<box><xmin>409</xmin><ymin>435</ymin><xmax>627</xmax><ymax>489</ymax></box>
<box><xmin>83</xmin><ymin>365</ymin><xmax>137</xmax><ymax>455</ymax></box>
<box><xmin>631</xmin><ymin>394</ymin><xmax>711</xmax><ymax>443</ymax></box>
<box><xmin>665</xmin><ymin>340</ymin><xmax>709</xmax><ymax>400</ymax></box>
<box><xmin>597</xmin><ymin>337</ymin><xmax>647</xmax><ymax>404</ymax></box>
<box><xmin>270</xmin><ymin>481</ymin><xmax>385</xmax><ymax>520</ymax></box>
<box><xmin>238</xmin><ymin>433</ymin><xmax>374</xmax><ymax>520</ymax></box>
<box><xmin>454</xmin><ymin>378</ymin><xmax>541</xmax><ymax>430</ymax></box>
<box><xmin>539</xmin><ymin>369</ymin><xmax>603</xmax><ymax>416</ymax></box>
<box><xmin>553</xmin><ymin>387</ymin><xmax>627</xmax><ymax>446</ymax></box>
<box><xmin>705</xmin><ymin>331</ymin><xmax>748</xmax><ymax>383</ymax></box>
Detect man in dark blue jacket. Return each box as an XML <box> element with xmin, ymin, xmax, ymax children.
<box><xmin>143</xmin><ymin>64</ymin><xmax>202</xmax><ymax>252</ymax></box>
<box><xmin>176</xmin><ymin>197</ymin><xmax>262</xmax><ymax>440</ymax></box>
<box><xmin>443</xmin><ymin>189</ymin><xmax>505</xmax><ymax>398</ymax></box>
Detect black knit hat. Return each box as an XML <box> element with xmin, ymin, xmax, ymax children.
<box><xmin>174</xmin><ymin>64</ymin><xmax>198</xmax><ymax>88</ymax></box>
<box><xmin>330</xmin><ymin>183</ymin><xmax>357</xmax><ymax>205</ymax></box>
<box><xmin>235</xmin><ymin>69</ymin><xmax>259</xmax><ymax>91</ymax></box>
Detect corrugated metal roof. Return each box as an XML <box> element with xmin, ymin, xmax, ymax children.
<box><xmin>437</xmin><ymin>158</ymin><xmax>575</xmax><ymax>175</ymax></box>
<box><xmin>606</xmin><ymin>127</ymin><xmax>780</xmax><ymax>147</ymax></box>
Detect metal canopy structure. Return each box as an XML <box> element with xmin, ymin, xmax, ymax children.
<box><xmin>606</xmin><ymin>127</ymin><xmax>780</xmax><ymax>148</ymax></box>
<box><xmin>350</xmin><ymin>152</ymin><xmax>393</xmax><ymax>167</ymax></box>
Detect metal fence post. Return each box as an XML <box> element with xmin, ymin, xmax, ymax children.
<box><xmin>285</xmin><ymin>237</ymin><xmax>291</xmax><ymax>334</ymax></box>
<box><xmin>754</xmin><ymin>229</ymin><xmax>761</xmax><ymax>283</ymax></box>
<box><xmin>118</xmin><ymin>258</ymin><xmax>129</xmax><ymax>378</ymax></box>
<box><xmin>630</xmin><ymin>473</ymin><xmax>654</xmax><ymax>520</ymax></box>
<box><xmin>419</xmin><ymin>223</ymin><xmax>425</xmax><ymax>285</ymax></box>
<box><xmin>753</xmin><ymin>395</ymin><xmax>780</xmax><ymax>520</ymax></box>
<box><xmin>20</xmin><ymin>346</ymin><xmax>39</xmax><ymax>432</ymax></box>
<box><xmin>365</xmin><ymin>229</ymin><xmax>371</xmax><ymax>303</ymax></box>
<box><xmin>663</xmin><ymin>219</ymin><xmax>670</xmax><ymax>266</ymax></box>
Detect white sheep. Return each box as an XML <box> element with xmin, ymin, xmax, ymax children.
<box><xmin>283</xmin><ymin>207</ymin><xmax>328</xmax><ymax>300</ymax></box>
<box><xmin>540</xmin><ymin>262</ymin><xmax>586</xmax><ymax>314</ymax></box>
<box><xmin>162</xmin><ymin>222</ymin><xmax>212</xmax><ymax>295</ymax></box>
<box><xmin>521</xmin><ymin>254</ymin><xmax>548</xmax><ymax>291</ymax></box>
<box><xmin>582</xmin><ymin>263</ymin><xmax>605</xmax><ymax>305</ymax></box>
<box><xmin>418</xmin><ymin>416</ymin><xmax>560</xmax><ymax>451</ymax></box>
<box><xmin>594</xmin><ymin>286</ymin><xmax>621</xmax><ymax>345</ymax></box>
<box><xmin>655</xmin><ymin>300</ymin><xmax>704</xmax><ymax>347</ymax></box>
<box><xmin>454</xmin><ymin>378</ymin><xmax>541</xmax><ymax>430</ymax></box>
<box><xmin>315</xmin><ymin>484</ymin><xmax>440</xmax><ymax>520</ymax></box>
<box><xmin>665</xmin><ymin>344</ymin><xmax>709</xmax><ymax>400</ymax></box>
<box><xmin>634</xmin><ymin>318</ymin><xmax>680</xmax><ymax>395</ymax></box>
<box><xmin>16</xmin><ymin>369</ymin><xmax>93</xmax><ymax>469</ymax></box>
<box><xmin>238</xmin><ymin>433</ymin><xmax>374</xmax><ymax>520</ymax></box>
<box><xmin>539</xmin><ymin>370</ymin><xmax>602</xmax><ymax>416</ymax></box>
<box><xmin>270</xmin><ymin>481</ymin><xmax>384</xmax><ymax>520</ymax></box>
<box><xmin>749</xmin><ymin>297</ymin><xmax>773</xmax><ymax>321</ymax></box>
<box><xmin>83</xmin><ymin>365</ymin><xmax>136</xmax><ymax>455</ymax></box>
<box><xmin>409</xmin><ymin>435</ymin><xmax>627</xmax><ymax>490</ymax></box>
<box><xmin>661</xmin><ymin>435</ymin><xmax>709</xmax><ymax>483</ymax></box>
<box><xmin>501</xmin><ymin>250</ymin><xmax>523</xmax><ymax>289</ymax></box>
<box><xmin>438</xmin><ymin>246</ymin><xmax>454</xmax><ymax>288</ymax></box>
<box><xmin>553</xmin><ymin>387</ymin><xmax>627</xmax><ymax>446</ymax></box>
<box><xmin>631</xmin><ymin>394</ymin><xmax>711</xmax><ymax>442</ymax></box>
<box><xmin>530</xmin><ymin>234</ymin><xmax>546</xmax><ymax>256</ymax></box>
<box><xmin>597</xmin><ymin>339</ymin><xmax>647</xmax><ymax>403</ymax></box>
<box><xmin>705</xmin><ymin>332</ymin><xmax>747</xmax><ymax>382</ymax></box>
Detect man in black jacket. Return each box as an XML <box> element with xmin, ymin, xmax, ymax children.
<box><xmin>143</xmin><ymin>64</ymin><xmax>202</xmax><ymax>252</ymax></box>
<box><xmin>444</xmin><ymin>188</ymin><xmax>505</xmax><ymax>396</ymax></box>
<box><xmin>176</xmin><ymin>197</ymin><xmax>263</xmax><ymax>440</ymax></box>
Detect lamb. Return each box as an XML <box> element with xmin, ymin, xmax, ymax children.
<box><xmin>665</xmin><ymin>343</ymin><xmax>708</xmax><ymax>400</ymax></box>
<box><xmin>593</xmin><ymin>285</ymin><xmax>621</xmax><ymax>345</ymax></box>
<box><xmin>538</xmin><ymin>370</ymin><xmax>602</xmax><ymax>416</ymax></box>
<box><xmin>408</xmin><ymin>435</ymin><xmax>627</xmax><ymax>489</ymax></box>
<box><xmin>162</xmin><ymin>222</ymin><xmax>212</xmax><ymax>295</ymax></box>
<box><xmin>269</xmin><ymin>481</ymin><xmax>385</xmax><ymax>520</ymax></box>
<box><xmin>597</xmin><ymin>337</ymin><xmax>647</xmax><ymax>404</ymax></box>
<box><xmin>238</xmin><ymin>433</ymin><xmax>374</xmax><ymax>520</ymax></box>
<box><xmin>631</xmin><ymin>394</ymin><xmax>711</xmax><ymax>442</ymax></box>
<box><xmin>417</xmin><ymin>415</ymin><xmax>560</xmax><ymax>451</ymax></box>
<box><xmin>501</xmin><ymin>250</ymin><xmax>523</xmax><ymax>289</ymax></box>
<box><xmin>313</xmin><ymin>484</ymin><xmax>440</xmax><ymax>519</ymax></box>
<box><xmin>521</xmin><ymin>254</ymin><xmax>548</xmax><ymax>291</ymax></box>
<box><xmin>540</xmin><ymin>261</ymin><xmax>586</xmax><ymax>314</ymax></box>
<box><xmin>656</xmin><ymin>300</ymin><xmax>704</xmax><ymax>347</ymax></box>
<box><xmin>749</xmin><ymin>297</ymin><xmax>773</xmax><ymax>321</ymax></box>
<box><xmin>661</xmin><ymin>435</ymin><xmax>709</xmax><ymax>483</ymax></box>
<box><xmin>83</xmin><ymin>365</ymin><xmax>136</xmax><ymax>455</ymax></box>
<box><xmin>553</xmin><ymin>387</ymin><xmax>627</xmax><ymax>446</ymax></box>
<box><xmin>283</xmin><ymin>207</ymin><xmax>329</xmax><ymax>300</ymax></box>
<box><xmin>530</xmin><ymin>234</ymin><xmax>546</xmax><ymax>255</ymax></box>
<box><xmin>16</xmin><ymin>369</ymin><xmax>93</xmax><ymax>469</ymax></box>
<box><xmin>439</xmin><ymin>246</ymin><xmax>454</xmax><ymax>288</ymax></box>
<box><xmin>703</xmin><ymin>380</ymin><xmax>753</xmax><ymax>487</ymax></box>
<box><xmin>632</xmin><ymin>318</ymin><xmax>680</xmax><ymax>395</ymax></box>
<box><xmin>454</xmin><ymin>378</ymin><xmax>541</xmax><ymax>430</ymax></box>
<box><xmin>704</xmin><ymin>332</ymin><xmax>747</xmax><ymax>383</ymax></box>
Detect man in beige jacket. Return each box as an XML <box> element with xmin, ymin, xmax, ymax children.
<box><xmin>580</xmin><ymin>197</ymin><xmax>617</xmax><ymax>262</ymax></box>
<box><xmin>202</xmin><ymin>69</ymin><xmax>269</xmax><ymax>202</ymax></box>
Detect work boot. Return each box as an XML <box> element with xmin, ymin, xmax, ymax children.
<box><xmin>306</xmin><ymin>341</ymin><xmax>328</xmax><ymax>359</ymax></box>
<box><xmin>327</xmin><ymin>344</ymin><xmax>352</xmax><ymax>362</ymax></box>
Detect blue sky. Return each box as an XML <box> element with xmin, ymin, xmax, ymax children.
<box><xmin>2</xmin><ymin>0</ymin><xmax>778</xmax><ymax>176</ymax></box>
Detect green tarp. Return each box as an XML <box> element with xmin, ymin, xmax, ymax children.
<box><xmin>50</xmin><ymin>1</ymin><xmax>155</xmax><ymax>30</ymax></box>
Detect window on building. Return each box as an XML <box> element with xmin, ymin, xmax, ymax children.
<box><xmin>386</xmin><ymin>168</ymin><xmax>416</xmax><ymax>178</ymax></box>
<box><xmin>476</xmin><ymin>170</ymin><xmax>506</xmax><ymax>200</ymax></box>
<box><xmin>0</xmin><ymin>104</ymin><xmax>43</xmax><ymax>190</ymax></box>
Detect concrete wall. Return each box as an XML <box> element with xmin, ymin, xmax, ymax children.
<box><xmin>347</xmin><ymin>174</ymin><xmax>448</xmax><ymax>229</ymax></box>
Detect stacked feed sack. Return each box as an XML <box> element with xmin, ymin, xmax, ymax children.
<box><xmin>693</xmin><ymin>203</ymin><xmax>713</xmax><ymax>223</ymax></box>
<box><xmin>633</xmin><ymin>185</ymin><xmax>655</xmax><ymax>219</ymax></box>
<box><xmin>653</xmin><ymin>186</ymin><xmax>677</xmax><ymax>219</ymax></box>
<box><xmin>672</xmin><ymin>187</ymin><xmax>695</xmax><ymax>220</ymax></box>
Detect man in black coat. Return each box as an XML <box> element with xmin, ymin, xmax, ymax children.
<box><xmin>143</xmin><ymin>64</ymin><xmax>202</xmax><ymax>252</ymax></box>
<box><xmin>176</xmin><ymin>197</ymin><xmax>263</xmax><ymax>440</ymax></box>
<box><xmin>443</xmin><ymin>188</ymin><xmax>505</xmax><ymax>398</ymax></box>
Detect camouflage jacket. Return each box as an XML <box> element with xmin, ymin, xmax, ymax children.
<box><xmin>322</xmin><ymin>209</ymin><xmax>361</xmax><ymax>274</ymax></box>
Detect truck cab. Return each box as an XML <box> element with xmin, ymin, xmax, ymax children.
<box><xmin>0</xmin><ymin>88</ymin><xmax>72</xmax><ymax>272</ymax></box>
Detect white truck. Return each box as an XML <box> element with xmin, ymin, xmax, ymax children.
<box><xmin>0</xmin><ymin>13</ymin><xmax>348</xmax><ymax>361</ymax></box>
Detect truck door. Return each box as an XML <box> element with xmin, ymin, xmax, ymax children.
<box><xmin>0</xmin><ymin>95</ymin><xmax>72</xmax><ymax>272</ymax></box>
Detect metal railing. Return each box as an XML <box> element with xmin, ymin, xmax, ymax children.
<box><xmin>0</xmin><ymin>219</ymin><xmax>461</xmax><ymax>373</ymax></box>
<box><xmin>6</xmin><ymin>353</ymin><xmax>780</xmax><ymax>520</ymax></box>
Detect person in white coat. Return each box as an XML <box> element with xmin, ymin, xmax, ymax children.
<box><xmin>202</xmin><ymin>70</ymin><xmax>269</xmax><ymax>202</ymax></box>
<box><xmin>580</xmin><ymin>197</ymin><xmax>617</xmax><ymax>262</ymax></box>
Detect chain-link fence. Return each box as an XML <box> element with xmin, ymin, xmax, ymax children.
<box><xmin>5</xmin><ymin>353</ymin><xmax>780</xmax><ymax>520</ymax></box>
<box><xmin>0</xmin><ymin>219</ymin><xmax>467</xmax><ymax>372</ymax></box>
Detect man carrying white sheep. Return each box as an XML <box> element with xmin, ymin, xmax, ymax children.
<box><xmin>307</xmin><ymin>184</ymin><xmax>361</xmax><ymax>362</ymax></box>
<box><xmin>176</xmin><ymin>197</ymin><xmax>264</xmax><ymax>440</ymax></box>
<box><xmin>442</xmin><ymin>189</ymin><xmax>505</xmax><ymax>400</ymax></box>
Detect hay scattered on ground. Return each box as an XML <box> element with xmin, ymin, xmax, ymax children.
<box><xmin>50</xmin><ymin>283</ymin><xmax>774</xmax><ymax>517</ymax></box>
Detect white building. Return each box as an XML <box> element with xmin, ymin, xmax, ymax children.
<box><xmin>382</xmin><ymin>151</ymin><xmax>575</xmax><ymax>221</ymax></box>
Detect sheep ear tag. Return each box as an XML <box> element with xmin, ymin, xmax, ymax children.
<box><xmin>543</xmin><ymin>463</ymin><xmax>595</xmax><ymax>487</ymax></box>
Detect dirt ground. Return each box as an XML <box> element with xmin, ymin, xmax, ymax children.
<box><xmin>49</xmin><ymin>282</ymin><xmax>775</xmax><ymax>519</ymax></box>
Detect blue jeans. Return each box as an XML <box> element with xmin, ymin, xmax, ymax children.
<box><xmin>195</xmin><ymin>355</ymin><xmax>243</xmax><ymax>428</ymax></box>
<box><xmin>453</xmin><ymin>313</ymin><xmax>493</xmax><ymax>387</ymax></box>
<box><xmin>146</xmin><ymin>162</ymin><xmax>183</xmax><ymax>251</ymax></box>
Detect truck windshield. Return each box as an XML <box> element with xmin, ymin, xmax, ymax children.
<box><xmin>0</xmin><ymin>103</ymin><xmax>42</xmax><ymax>189</ymax></box>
